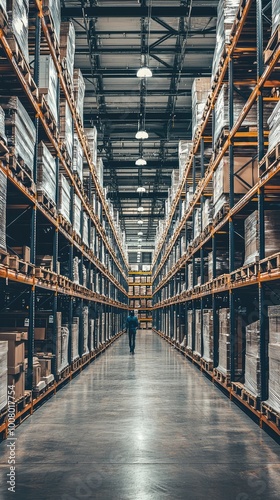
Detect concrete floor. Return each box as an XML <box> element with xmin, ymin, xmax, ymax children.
<box><xmin>0</xmin><ymin>330</ymin><xmax>280</xmax><ymax>500</ymax></box>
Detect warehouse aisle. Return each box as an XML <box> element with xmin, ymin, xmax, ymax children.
<box><xmin>0</xmin><ymin>331</ymin><xmax>280</xmax><ymax>500</ymax></box>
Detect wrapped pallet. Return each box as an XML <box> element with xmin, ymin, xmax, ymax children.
<box><xmin>272</xmin><ymin>0</ymin><xmax>280</xmax><ymax>36</ymax></box>
<box><xmin>37</xmin><ymin>142</ymin><xmax>56</xmax><ymax>205</ymax></box>
<box><xmin>267</xmin><ymin>99</ymin><xmax>280</xmax><ymax>153</ymax></box>
<box><xmin>212</xmin><ymin>0</ymin><xmax>240</xmax><ymax>84</ymax></box>
<box><xmin>7</xmin><ymin>0</ymin><xmax>29</xmax><ymax>63</ymax></box>
<box><xmin>38</xmin><ymin>55</ymin><xmax>58</xmax><ymax>123</ymax></box>
<box><xmin>0</xmin><ymin>96</ymin><xmax>36</xmax><ymax>174</ymax></box>
<box><xmin>244</xmin><ymin>321</ymin><xmax>260</xmax><ymax>397</ymax></box>
<box><xmin>60</xmin><ymin>22</ymin><xmax>75</xmax><ymax>82</ymax></box>
<box><xmin>56</xmin><ymin>312</ymin><xmax>62</xmax><ymax>374</ymax></box>
<box><xmin>58</xmin><ymin>174</ymin><xmax>71</xmax><ymax>223</ymax></box>
<box><xmin>193</xmin><ymin>208</ymin><xmax>201</xmax><ymax>240</ymax></box>
<box><xmin>89</xmin><ymin>319</ymin><xmax>94</xmax><ymax>351</ymax></box>
<box><xmin>71</xmin><ymin>317</ymin><xmax>79</xmax><ymax>361</ymax></box>
<box><xmin>267</xmin><ymin>306</ymin><xmax>280</xmax><ymax>411</ymax></box>
<box><xmin>85</xmin><ymin>126</ymin><xmax>97</xmax><ymax>166</ymax></box>
<box><xmin>83</xmin><ymin>212</ymin><xmax>89</xmax><ymax>248</ymax></box>
<box><xmin>60</xmin><ymin>100</ymin><xmax>73</xmax><ymax>160</ymax></box>
<box><xmin>187</xmin><ymin>310</ymin><xmax>193</xmax><ymax>349</ymax></box>
<box><xmin>194</xmin><ymin>309</ymin><xmax>202</xmax><ymax>356</ymax></box>
<box><xmin>73</xmin><ymin>194</ymin><xmax>82</xmax><ymax>237</ymax></box>
<box><xmin>268</xmin><ymin>306</ymin><xmax>280</xmax><ymax>344</ymax></box>
<box><xmin>192</xmin><ymin>77</ymin><xmax>211</xmax><ymax>139</ymax></box>
<box><xmin>202</xmin><ymin>310</ymin><xmax>213</xmax><ymax>362</ymax></box>
<box><xmin>208</xmin><ymin>250</ymin><xmax>243</xmax><ymax>281</ymax></box>
<box><xmin>73</xmin><ymin>134</ymin><xmax>83</xmax><ymax>181</ymax></box>
<box><xmin>42</xmin><ymin>0</ymin><xmax>61</xmax><ymax>41</ymax></box>
<box><xmin>0</xmin><ymin>106</ymin><xmax>6</xmax><ymax>143</ymax></box>
<box><xmin>73</xmin><ymin>256</ymin><xmax>80</xmax><ymax>284</ymax></box>
<box><xmin>214</xmin><ymin>84</ymin><xmax>257</xmax><ymax>145</ymax></box>
<box><xmin>244</xmin><ymin>210</ymin><xmax>280</xmax><ymax>265</ymax></box>
<box><xmin>0</xmin><ymin>170</ymin><xmax>7</xmax><ymax>251</ymax></box>
<box><xmin>60</xmin><ymin>325</ymin><xmax>69</xmax><ymax>371</ymax></box>
<box><xmin>218</xmin><ymin>308</ymin><xmax>244</xmax><ymax>377</ymax></box>
<box><xmin>178</xmin><ymin>140</ymin><xmax>192</xmax><ymax>179</ymax></box>
<box><xmin>202</xmin><ymin>198</ymin><xmax>213</xmax><ymax>231</ymax></box>
<box><xmin>73</xmin><ymin>69</ymin><xmax>85</xmax><ymax>125</ymax></box>
<box><xmin>0</xmin><ymin>0</ymin><xmax>6</xmax><ymax>12</ymax></box>
<box><xmin>0</xmin><ymin>341</ymin><xmax>8</xmax><ymax>411</ymax></box>
<box><xmin>82</xmin><ymin>306</ymin><xmax>89</xmax><ymax>355</ymax></box>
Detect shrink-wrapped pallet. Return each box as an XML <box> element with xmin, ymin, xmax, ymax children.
<box><xmin>214</xmin><ymin>84</ymin><xmax>257</xmax><ymax>145</ymax></box>
<box><xmin>187</xmin><ymin>310</ymin><xmax>193</xmax><ymax>349</ymax></box>
<box><xmin>60</xmin><ymin>100</ymin><xmax>73</xmax><ymax>160</ymax></box>
<box><xmin>268</xmin><ymin>306</ymin><xmax>280</xmax><ymax>344</ymax></box>
<box><xmin>73</xmin><ymin>134</ymin><xmax>83</xmax><ymax>181</ymax></box>
<box><xmin>73</xmin><ymin>194</ymin><xmax>81</xmax><ymax>237</ymax></box>
<box><xmin>194</xmin><ymin>309</ymin><xmax>202</xmax><ymax>356</ymax></box>
<box><xmin>272</xmin><ymin>0</ymin><xmax>280</xmax><ymax>36</ymax></box>
<box><xmin>0</xmin><ymin>106</ymin><xmax>6</xmax><ymax>143</ymax></box>
<box><xmin>193</xmin><ymin>208</ymin><xmax>201</xmax><ymax>240</ymax></box>
<box><xmin>0</xmin><ymin>96</ymin><xmax>36</xmax><ymax>174</ymax></box>
<box><xmin>244</xmin><ymin>210</ymin><xmax>280</xmax><ymax>265</ymax></box>
<box><xmin>73</xmin><ymin>256</ymin><xmax>79</xmax><ymax>284</ymax></box>
<box><xmin>82</xmin><ymin>264</ymin><xmax>87</xmax><ymax>287</ymax></box>
<box><xmin>42</xmin><ymin>0</ymin><xmax>61</xmax><ymax>41</ymax></box>
<box><xmin>60</xmin><ymin>21</ymin><xmax>75</xmax><ymax>82</ymax></box>
<box><xmin>208</xmin><ymin>250</ymin><xmax>243</xmax><ymax>281</ymax></box>
<box><xmin>97</xmin><ymin>158</ymin><xmax>103</xmax><ymax>188</ymax></box>
<box><xmin>58</xmin><ymin>174</ymin><xmax>71</xmax><ymax>223</ymax></box>
<box><xmin>73</xmin><ymin>69</ymin><xmax>85</xmax><ymax>125</ymax></box>
<box><xmin>71</xmin><ymin>318</ymin><xmax>79</xmax><ymax>361</ymax></box>
<box><xmin>56</xmin><ymin>312</ymin><xmax>62</xmax><ymax>373</ymax></box>
<box><xmin>211</xmin><ymin>0</ymin><xmax>240</xmax><ymax>83</ymax></box>
<box><xmin>85</xmin><ymin>126</ymin><xmax>97</xmax><ymax>166</ymax></box>
<box><xmin>178</xmin><ymin>140</ymin><xmax>192</xmax><ymax>179</ymax></box>
<box><xmin>83</xmin><ymin>212</ymin><xmax>89</xmax><ymax>248</ymax></box>
<box><xmin>202</xmin><ymin>198</ymin><xmax>213</xmax><ymax>231</ymax></box>
<box><xmin>267</xmin><ymin>100</ymin><xmax>280</xmax><ymax>152</ymax></box>
<box><xmin>39</xmin><ymin>55</ymin><xmax>58</xmax><ymax>123</ymax></box>
<box><xmin>202</xmin><ymin>310</ymin><xmax>213</xmax><ymax>362</ymax></box>
<box><xmin>37</xmin><ymin>142</ymin><xmax>56</xmax><ymax>205</ymax></box>
<box><xmin>0</xmin><ymin>341</ymin><xmax>8</xmax><ymax>411</ymax></box>
<box><xmin>7</xmin><ymin>0</ymin><xmax>29</xmax><ymax>63</ymax></box>
<box><xmin>0</xmin><ymin>170</ymin><xmax>7</xmax><ymax>251</ymax></box>
<box><xmin>267</xmin><ymin>343</ymin><xmax>280</xmax><ymax>411</ymax></box>
<box><xmin>0</xmin><ymin>0</ymin><xmax>6</xmax><ymax>12</ymax></box>
<box><xmin>89</xmin><ymin>319</ymin><xmax>94</xmax><ymax>351</ymax></box>
<box><xmin>244</xmin><ymin>321</ymin><xmax>260</xmax><ymax>397</ymax></box>
<box><xmin>82</xmin><ymin>306</ymin><xmax>89</xmax><ymax>355</ymax></box>
<box><xmin>218</xmin><ymin>308</ymin><xmax>244</xmax><ymax>377</ymax></box>
<box><xmin>60</xmin><ymin>325</ymin><xmax>69</xmax><ymax>371</ymax></box>
<box><xmin>192</xmin><ymin>77</ymin><xmax>211</xmax><ymax>139</ymax></box>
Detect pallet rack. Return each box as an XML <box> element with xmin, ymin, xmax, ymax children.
<box><xmin>128</xmin><ymin>270</ymin><xmax>153</xmax><ymax>329</ymax></box>
<box><xmin>152</xmin><ymin>0</ymin><xmax>280</xmax><ymax>437</ymax></box>
<box><xmin>0</xmin><ymin>0</ymin><xmax>129</xmax><ymax>438</ymax></box>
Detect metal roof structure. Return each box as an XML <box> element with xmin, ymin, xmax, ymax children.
<box><xmin>62</xmin><ymin>0</ymin><xmax>218</xmax><ymax>264</ymax></box>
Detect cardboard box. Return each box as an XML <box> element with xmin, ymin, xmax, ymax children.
<box><xmin>0</xmin><ymin>330</ymin><xmax>28</xmax><ymax>340</ymax></box>
<box><xmin>34</xmin><ymin>328</ymin><xmax>46</xmax><ymax>340</ymax></box>
<box><xmin>38</xmin><ymin>358</ymin><xmax>51</xmax><ymax>377</ymax></box>
<box><xmin>8</xmin><ymin>372</ymin><xmax>25</xmax><ymax>400</ymax></box>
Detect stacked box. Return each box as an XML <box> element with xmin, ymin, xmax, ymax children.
<box><xmin>85</xmin><ymin>127</ymin><xmax>97</xmax><ymax>166</ymax></box>
<box><xmin>60</xmin><ymin>100</ymin><xmax>73</xmax><ymax>160</ymax></box>
<box><xmin>1</xmin><ymin>96</ymin><xmax>36</xmax><ymax>174</ymax></box>
<box><xmin>60</xmin><ymin>22</ymin><xmax>75</xmax><ymax>82</ymax></box>
<box><xmin>0</xmin><ymin>106</ymin><xmax>6</xmax><ymax>143</ymax></box>
<box><xmin>193</xmin><ymin>208</ymin><xmax>201</xmax><ymax>240</ymax></box>
<box><xmin>73</xmin><ymin>135</ymin><xmax>83</xmax><ymax>181</ymax></box>
<box><xmin>71</xmin><ymin>317</ymin><xmax>79</xmax><ymax>361</ymax></box>
<box><xmin>0</xmin><ymin>341</ymin><xmax>8</xmax><ymax>411</ymax></box>
<box><xmin>244</xmin><ymin>210</ymin><xmax>280</xmax><ymax>265</ymax></box>
<box><xmin>96</xmin><ymin>158</ymin><xmax>103</xmax><ymax>188</ymax></box>
<box><xmin>82</xmin><ymin>307</ymin><xmax>89</xmax><ymax>355</ymax></box>
<box><xmin>211</xmin><ymin>0</ymin><xmax>240</xmax><ymax>84</ymax></box>
<box><xmin>272</xmin><ymin>0</ymin><xmax>280</xmax><ymax>36</ymax></box>
<box><xmin>194</xmin><ymin>309</ymin><xmax>202</xmax><ymax>356</ymax></box>
<box><xmin>178</xmin><ymin>140</ymin><xmax>192</xmax><ymax>179</ymax></box>
<box><xmin>267</xmin><ymin>306</ymin><xmax>280</xmax><ymax>411</ymax></box>
<box><xmin>202</xmin><ymin>310</ymin><xmax>214</xmax><ymax>362</ymax></box>
<box><xmin>214</xmin><ymin>85</ymin><xmax>257</xmax><ymax>145</ymax></box>
<box><xmin>37</xmin><ymin>142</ymin><xmax>56</xmax><ymax>205</ymax></box>
<box><xmin>82</xmin><ymin>264</ymin><xmax>87</xmax><ymax>287</ymax></box>
<box><xmin>83</xmin><ymin>212</ymin><xmax>89</xmax><ymax>248</ymax></box>
<box><xmin>267</xmin><ymin>100</ymin><xmax>280</xmax><ymax>153</ymax></box>
<box><xmin>213</xmin><ymin>156</ymin><xmax>258</xmax><ymax>217</ymax></box>
<box><xmin>42</xmin><ymin>0</ymin><xmax>61</xmax><ymax>41</ymax></box>
<box><xmin>208</xmin><ymin>250</ymin><xmax>243</xmax><ymax>281</ymax></box>
<box><xmin>73</xmin><ymin>194</ymin><xmax>82</xmax><ymax>237</ymax></box>
<box><xmin>7</xmin><ymin>0</ymin><xmax>29</xmax><ymax>63</ymax></box>
<box><xmin>218</xmin><ymin>308</ymin><xmax>244</xmax><ymax>376</ymax></box>
<box><xmin>202</xmin><ymin>198</ymin><xmax>213</xmax><ymax>231</ymax></box>
<box><xmin>73</xmin><ymin>256</ymin><xmax>79</xmax><ymax>284</ymax></box>
<box><xmin>0</xmin><ymin>332</ymin><xmax>26</xmax><ymax>400</ymax></box>
<box><xmin>192</xmin><ymin>77</ymin><xmax>211</xmax><ymax>139</ymax></box>
<box><xmin>73</xmin><ymin>69</ymin><xmax>85</xmax><ymax>125</ymax></box>
<box><xmin>244</xmin><ymin>321</ymin><xmax>261</xmax><ymax>397</ymax></box>
<box><xmin>187</xmin><ymin>310</ymin><xmax>193</xmax><ymax>349</ymax></box>
<box><xmin>58</xmin><ymin>174</ymin><xmax>71</xmax><ymax>223</ymax></box>
<box><xmin>60</xmin><ymin>325</ymin><xmax>69</xmax><ymax>371</ymax></box>
<box><xmin>38</xmin><ymin>55</ymin><xmax>58</xmax><ymax>123</ymax></box>
<box><xmin>0</xmin><ymin>170</ymin><xmax>7</xmax><ymax>251</ymax></box>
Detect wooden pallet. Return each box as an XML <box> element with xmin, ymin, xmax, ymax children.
<box><xmin>240</xmin><ymin>386</ymin><xmax>260</xmax><ymax>410</ymax></box>
<box><xmin>42</xmin><ymin>7</ymin><xmax>60</xmax><ymax>61</ymax></box>
<box><xmin>264</xmin><ymin>25</ymin><xmax>280</xmax><ymax>65</ymax></box>
<box><xmin>201</xmin><ymin>358</ymin><xmax>213</xmax><ymax>373</ymax></box>
<box><xmin>37</xmin><ymin>190</ymin><xmax>57</xmax><ymax>217</ymax></box>
<box><xmin>40</xmin><ymin>94</ymin><xmax>59</xmax><ymax>141</ymax></box>
<box><xmin>61</xmin><ymin>58</ymin><xmax>75</xmax><ymax>102</ymax></box>
<box><xmin>213</xmin><ymin>368</ymin><xmax>231</xmax><ymax>386</ymax></box>
<box><xmin>259</xmin><ymin>142</ymin><xmax>280</xmax><ymax>178</ymax></box>
<box><xmin>14</xmin><ymin>391</ymin><xmax>32</xmax><ymax>414</ymax></box>
<box><xmin>212</xmin><ymin>202</ymin><xmax>230</xmax><ymax>226</ymax></box>
<box><xmin>56</xmin><ymin>365</ymin><xmax>70</xmax><ymax>381</ymax></box>
<box><xmin>259</xmin><ymin>252</ymin><xmax>280</xmax><ymax>275</ymax></box>
<box><xmin>71</xmin><ymin>358</ymin><xmax>81</xmax><ymax>371</ymax></box>
<box><xmin>230</xmin><ymin>261</ymin><xmax>258</xmax><ymax>283</ymax></box>
<box><xmin>193</xmin><ymin>351</ymin><xmax>201</xmax><ymax>363</ymax></box>
<box><xmin>58</xmin><ymin>214</ymin><xmax>72</xmax><ymax>235</ymax></box>
<box><xmin>262</xmin><ymin>402</ymin><xmax>280</xmax><ymax>429</ymax></box>
<box><xmin>211</xmin><ymin>46</ymin><xmax>227</xmax><ymax>90</ymax></box>
<box><xmin>9</xmin><ymin>155</ymin><xmax>36</xmax><ymax>194</ymax></box>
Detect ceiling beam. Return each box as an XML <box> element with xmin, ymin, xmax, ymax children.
<box><xmin>107</xmin><ymin>191</ymin><xmax>168</xmax><ymax>200</ymax></box>
<box><xmin>84</xmin><ymin>111</ymin><xmax>191</xmax><ymax>122</ymax></box>
<box><xmin>79</xmin><ymin>68</ymin><xmax>212</xmax><ymax>78</ymax></box>
<box><xmin>103</xmin><ymin>160</ymin><xmax>178</xmax><ymax>168</ymax></box>
<box><xmin>62</xmin><ymin>6</ymin><xmax>217</xmax><ymax>18</ymax></box>
<box><xmin>84</xmin><ymin>89</ymin><xmax>192</xmax><ymax>97</ymax></box>
<box><xmin>75</xmin><ymin>47</ymin><xmax>213</xmax><ymax>55</ymax></box>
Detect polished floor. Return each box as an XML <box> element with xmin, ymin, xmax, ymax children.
<box><xmin>0</xmin><ymin>330</ymin><xmax>280</xmax><ymax>500</ymax></box>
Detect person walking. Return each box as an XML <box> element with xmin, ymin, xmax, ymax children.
<box><xmin>126</xmin><ymin>310</ymin><xmax>139</xmax><ymax>355</ymax></box>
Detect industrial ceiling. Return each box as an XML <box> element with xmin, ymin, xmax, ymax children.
<box><xmin>62</xmin><ymin>0</ymin><xmax>219</xmax><ymax>264</ymax></box>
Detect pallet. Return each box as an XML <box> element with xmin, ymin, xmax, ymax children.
<box><xmin>58</xmin><ymin>214</ymin><xmax>72</xmax><ymax>235</ymax></box>
<box><xmin>81</xmin><ymin>352</ymin><xmax>90</xmax><ymax>365</ymax></box>
<box><xmin>264</xmin><ymin>25</ymin><xmax>280</xmax><ymax>65</ymax></box>
<box><xmin>213</xmin><ymin>368</ymin><xmax>231</xmax><ymax>386</ymax></box>
<box><xmin>37</xmin><ymin>190</ymin><xmax>57</xmax><ymax>217</ymax></box>
<box><xmin>240</xmin><ymin>386</ymin><xmax>260</xmax><ymax>410</ymax></box>
<box><xmin>259</xmin><ymin>252</ymin><xmax>280</xmax><ymax>275</ymax></box>
<box><xmin>5</xmin><ymin>31</ymin><xmax>38</xmax><ymax>99</ymax></box>
<box><xmin>40</xmin><ymin>95</ymin><xmax>59</xmax><ymax>141</ymax></box>
<box><xmin>230</xmin><ymin>261</ymin><xmax>258</xmax><ymax>283</ymax></box>
<box><xmin>262</xmin><ymin>402</ymin><xmax>280</xmax><ymax>429</ymax></box>
<box><xmin>212</xmin><ymin>202</ymin><xmax>230</xmax><ymax>226</ymax></box>
<box><xmin>56</xmin><ymin>365</ymin><xmax>70</xmax><ymax>381</ymax></box>
<box><xmin>42</xmin><ymin>7</ymin><xmax>60</xmax><ymax>61</ymax></box>
<box><xmin>71</xmin><ymin>358</ymin><xmax>81</xmax><ymax>371</ymax></box>
<box><xmin>15</xmin><ymin>391</ymin><xmax>32</xmax><ymax>414</ymax></box>
<box><xmin>201</xmin><ymin>358</ymin><xmax>213</xmax><ymax>373</ymax></box>
<box><xmin>8</xmin><ymin>155</ymin><xmax>36</xmax><ymax>194</ymax></box>
<box><xmin>61</xmin><ymin>58</ymin><xmax>75</xmax><ymax>103</ymax></box>
<box><xmin>259</xmin><ymin>142</ymin><xmax>280</xmax><ymax>178</ymax></box>
<box><xmin>193</xmin><ymin>351</ymin><xmax>201</xmax><ymax>363</ymax></box>
<box><xmin>211</xmin><ymin>45</ymin><xmax>227</xmax><ymax>90</ymax></box>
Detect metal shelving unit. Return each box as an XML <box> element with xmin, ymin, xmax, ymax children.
<box><xmin>128</xmin><ymin>271</ymin><xmax>152</xmax><ymax>329</ymax></box>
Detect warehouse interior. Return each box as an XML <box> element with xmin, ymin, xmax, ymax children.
<box><xmin>0</xmin><ymin>0</ymin><xmax>280</xmax><ymax>497</ymax></box>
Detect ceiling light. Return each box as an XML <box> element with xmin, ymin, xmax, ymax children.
<box><xmin>138</xmin><ymin>231</ymin><xmax>143</xmax><ymax>236</ymax></box>
<box><xmin>137</xmin><ymin>206</ymin><xmax>144</xmax><ymax>212</ymax></box>
<box><xmin>135</xmin><ymin>158</ymin><xmax>147</xmax><ymax>166</ymax></box>
<box><xmin>138</xmin><ymin>238</ymin><xmax>142</xmax><ymax>242</ymax></box>
<box><xmin>137</xmin><ymin>66</ymin><xmax>153</xmax><ymax>78</ymax></box>
<box><xmin>135</xmin><ymin>130</ymin><xmax>149</xmax><ymax>140</ymax></box>
<box><xmin>138</xmin><ymin>219</ymin><xmax>144</xmax><ymax>225</ymax></box>
<box><xmin>137</xmin><ymin>186</ymin><xmax>146</xmax><ymax>193</ymax></box>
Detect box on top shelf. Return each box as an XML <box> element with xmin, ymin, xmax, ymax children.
<box><xmin>244</xmin><ymin>210</ymin><xmax>280</xmax><ymax>265</ymax></box>
<box><xmin>38</xmin><ymin>55</ymin><xmax>58</xmax><ymax>124</ymax></box>
<box><xmin>0</xmin><ymin>170</ymin><xmax>7</xmax><ymax>251</ymax></box>
<box><xmin>42</xmin><ymin>0</ymin><xmax>61</xmax><ymax>41</ymax></box>
<box><xmin>211</xmin><ymin>0</ymin><xmax>240</xmax><ymax>84</ymax></box>
<box><xmin>37</xmin><ymin>142</ymin><xmax>57</xmax><ymax>205</ymax></box>
<box><xmin>73</xmin><ymin>69</ymin><xmax>85</xmax><ymax>126</ymax></box>
<box><xmin>0</xmin><ymin>96</ymin><xmax>36</xmax><ymax>175</ymax></box>
<box><xmin>73</xmin><ymin>134</ymin><xmax>84</xmax><ymax>181</ymax></box>
<box><xmin>244</xmin><ymin>320</ymin><xmax>260</xmax><ymax>397</ymax></box>
<box><xmin>272</xmin><ymin>0</ymin><xmax>280</xmax><ymax>36</ymax></box>
<box><xmin>192</xmin><ymin>77</ymin><xmax>211</xmax><ymax>139</ymax></box>
<box><xmin>60</xmin><ymin>99</ymin><xmax>73</xmax><ymax>161</ymax></box>
<box><xmin>60</xmin><ymin>21</ymin><xmax>75</xmax><ymax>82</ymax></box>
<box><xmin>7</xmin><ymin>0</ymin><xmax>29</xmax><ymax>63</ymax></box>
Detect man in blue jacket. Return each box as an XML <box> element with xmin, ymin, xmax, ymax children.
<box><xmin>126</xmin><ymin>310</ymin><xmax>139</xmax><ymax>355</ymax></box>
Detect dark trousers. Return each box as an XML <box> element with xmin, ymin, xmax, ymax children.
<box><xmin>128</xmin><ymin>330</ymin><xmax>136</xmax><ymax>352</ymax></box>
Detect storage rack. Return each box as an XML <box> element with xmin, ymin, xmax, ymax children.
<box><xmin>152</xmin><ymin>0</ymin><xmax>280</xmax><ymax>437</ymax></box>
<box><xmin>0</xmin><ymin>0</ymin><xmax>129</xmax><ymax>440</ymax></box>
<box><xmin>128</xmin><ymin>271</ymin><xmax>153</xmax><ymax>329</ymax></box>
